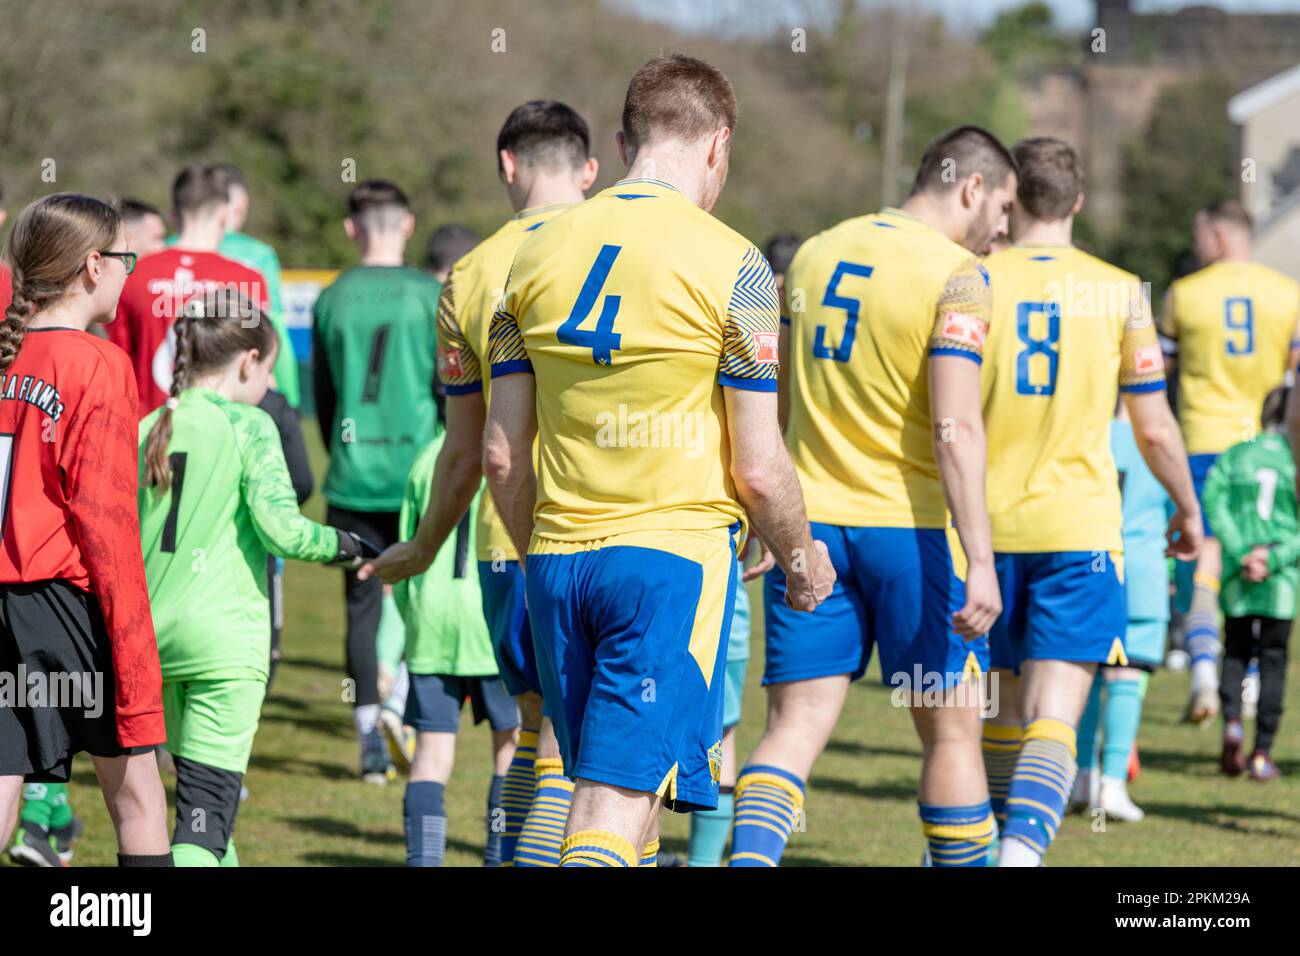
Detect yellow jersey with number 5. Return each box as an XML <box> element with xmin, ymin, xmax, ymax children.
<box><xmin>982</xmin><ymin>244</ymin><xmax>1165</xmax><ymax>553</ymax></box>
<box><xmin>1160</xmin><ymin>261</ymin><xmax>1300</xmax><ymax>455</ymax></box>
<box><xmin>488</xmin><ymin>178</ymin><xmax>780</xmax><ymax>545</ymax></box>
<box><xmin>435</xmin><ymin>203</ymin><xmax>575</xmax><ymax>562</ymax></box>
<box><xmin>784</xmin><ymin>207</ymin><xmax>992</xmax><ymax>529</ymax></box>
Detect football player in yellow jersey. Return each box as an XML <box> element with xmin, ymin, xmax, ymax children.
<box><xmin>360</xmin><ymin>101</ymin><xmax>598</xmax><ymax>866</ymax></box>
<box><xmin>982</xmin><ymin>138</ymin><xmax>1201</xmax><ymax>867</ymax></box>
<box><xmin>728</xmin><ymin>126</ymin><xmax>1015</xmax><ymax>868</ymax></box>
<box><xmin>1160</xmin><ymin>199</ymin><xmax>1300</xmax><ymax>724</ymax></box>
<box><xmin>483</xmin><ymin>55</ymin><xmax>835</xmax><ymax>869</ymax></box>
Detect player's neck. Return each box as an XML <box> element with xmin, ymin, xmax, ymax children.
<box><xmin>1013</xmin><ymin>218</ymin><xmax>1073</xmax><ymax>247</ymax></box>
<box><xmin>511</xmin><ymin>176</ymin><xmax>583</xmax><ymax>215</ymax></box>
<box><xmin>174</xmin><ymin>218</ymin><xmax>226</xmax><ymax>253</ymax></box>
<box><xmin>356</xmin><ymin>233</ymin><xmax>407</xmax><ymax>267</ymax></box>
<box><xmin>623</xmin><ymin>154</ymin><xmax>706</xmax><ymax>208</ymax></box>
<box><xmin>25</xmin><ymin>298</ymin><xmax>95</xmax><ymax>332</ymax></box>
<box><xmin>896</xmin><ymin>193</ymin><xmax>965</xmax><ymax>246</ymax></box>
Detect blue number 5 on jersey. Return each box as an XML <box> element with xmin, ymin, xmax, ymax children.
<box><xmin>814</xmin><ymin>261</ymin><xmax>873</xmax><ymax>363</ymax></box>
<box><xmin>558</xmin><ymin>244</ymin><xmax>624</xmax><ymax>366</ymax></box>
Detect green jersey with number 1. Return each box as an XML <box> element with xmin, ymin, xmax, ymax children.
<box><xmin>138</xmin><ymin>389</ymin><xmax>338</xmax><ymax>682</ymax></box>
<box><xmin>313</xmin><ymin>265</ymin><xmax>441</xmax><ymax>510</ymax></box>
<box><xmin>1202</xmin><ymin>432</ymin><xmax>1300</xmax><ymax>620</ymax></box>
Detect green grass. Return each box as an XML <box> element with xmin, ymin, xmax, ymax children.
<box><xmin>12</xmin><ymin>424</ymin><xmax>1300</xmax><ymax>866</ymax></box>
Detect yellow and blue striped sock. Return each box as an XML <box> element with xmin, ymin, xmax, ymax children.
<box><xmin>1187</xmin><ymin>573</ymin><xmax>1221</xmax><ymax>689</ymax></box>
<box><xmin>727</xmin><ymin>764</ymin><xmax>804</xmax><ymax>867</ymax></box>
<box><xmin>639</xmin><ymin>837</ymin><xmax>659</xmax><ymax>867</ymax></box>
<box><xmin>512</xmin><ymin>757</ymin><xmax>572</xmax><ymax>867</ymax></box>
<box><xmin>499</xmin><ymin>729</ymin><xmax>537</xmax><ymax>866</ymax></box>
<box><xmin>560</xmin><ymin>830</ymin><xmax>637</xmax><ymax>867</ymax></box>
<box><xmin>1003</xmin><ymin>717</ymin><xmax>1077</xmax><ymax>861</ymax></box>
<box><xmin>982</xmin><ymin>723</ymin><xmax>1023</xmax><ymax>827</ymax></box>
<box><xmin>919</xmin><ymin>800</ymin><xmax>996</xmax><ymax>867</ymax></box>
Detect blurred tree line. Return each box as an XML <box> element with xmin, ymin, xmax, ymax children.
<box><xmin>0</xmin><ymin>0</ymin><xmax>1237</xmax><ymax>289</ymax></box>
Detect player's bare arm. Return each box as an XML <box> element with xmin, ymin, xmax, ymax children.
<box><xmin>928</xmin><ymin>354</ymin><xmax>1001</xmax><ymax>638</ymax></box>
<box><xmin>482</xmin><ymin>371</ymin><xmax>538</xmax><ymax>567</ymax></box>
<box><xmin>723</xmin><ymin>386</ymin><xmax>833</xmax><ymax>611</ymax></box>
<box><xmin>358</xmin><ymin>392</ymin><xmax>486</xmax><ymax>583</ymax></box>
<box><xmin>1124</xmin><ymin>388</ymin><xmax>1202</xmax><ymax>560</ymax></box>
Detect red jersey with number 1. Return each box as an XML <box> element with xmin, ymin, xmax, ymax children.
<box><xmin>107</xmin><ymin>248</ymin><xmax>269</xmax><ymax>416</ymax></box>
<box><xmin>0</xmin><ymin>328</ymin><xmax>165</xmax><ymax>746</ymax></box>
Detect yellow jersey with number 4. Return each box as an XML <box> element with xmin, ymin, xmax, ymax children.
<box><xmin>784</xmin><ymin>207</ymin><xmax>992</xmax><ymax>530</ymax></box>
<box><xmin>982</xmin><ymin>244</ymin><xmax>1165</xmax><ymax>553</ymax></box>
<box><xmin>1160</xmin><ymin>261</ymin><xmax>1300</xmax><ymax>456</ymax></box>
<box><xmin>435</xmin><ymin>203</ymin><xmax>575</xmax><ymax>562</ymax></box>
<box><xmin>488</xmin><ymin>178</ymin><xmax>780</xmax><ymax>545</ymax></box>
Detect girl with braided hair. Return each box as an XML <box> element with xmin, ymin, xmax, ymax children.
<box><xmin>0</xmin><ymin>193</ymin><xmax>172</xmax><ymax>867</ymax></box>
<box><xmin>137</xmin><ymin>286</ymin><xmax>374</xmax><ymax>866</ymax></box>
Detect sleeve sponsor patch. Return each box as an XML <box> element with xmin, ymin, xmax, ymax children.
<box><xmin>751</xmin><ymin>329</ymin><xmax>780</xmax><ymax>365</ymax></box>
<box><xmin>437</xmin><ymin>346</ymin><xmax>465</xmax><ymax>379</ymax></box>
<box><xmin>1134</xmin><ymin>344</ymin><xmax>1163</xmax><ymax>375</ymax></box>
<box><xmin>941</xmin><ymin>311</ymin><xmax>988</xmax><ymax>349</ymax></box>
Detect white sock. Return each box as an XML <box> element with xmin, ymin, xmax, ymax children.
<box><xmin>354</xmin><ymin>703</ymin><xmax>380</xmax><ymax>738</ymax></box>
<box><xmin>997</xmin><ymin>835</ymin><xmax>1043</xmax><ymax>868</ymax></box>
<box><xmin>1191</xmin><ymin>659</ymin><xmax>1218</xmax><ymax>694</ymax></box>
<box><xmin>386</xmin><ymin>663</ymin><xmax>410</xmax><ymax>716</ymax></box>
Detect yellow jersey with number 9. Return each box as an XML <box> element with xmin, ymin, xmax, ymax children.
<box><xmin>982</xmin><ymin>244</ymin><xmax>1165</xmax><ymax>553</ymax></box>
<box><xmin>784</xmin><ymin>207</ymin><xmax>992</xmax><ymax>529</ymax></box>
<box><xmin>488</xmin><ymin>178</ymin><xmax>780</xmax><ymax>545</ymax></box>
<box><xmin>1160</xmin><ymin>261</ymin><xmax>1300</xmax><ymax>455</ymax></box>
<box><xmin>435</xmin><ymin>203</ymin><xmax>575</xmax><ymax>562</ymax></box>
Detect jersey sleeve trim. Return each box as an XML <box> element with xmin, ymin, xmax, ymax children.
<box><xmin>490</xmin><ymin>359</ymin><xmax>534</xmax><ymax>378</ymax></box>
<box><xmin>719</xmin><ymin>246</ymin><xmax>781</xmax><ymax>386</ymax></box>
<box><xmin>929</xmin><ymin>346</ymin><xmax>982</xmax><ymax>365</ymax></box>
<box><xmin>718</xmin><ymin>373</ymin><xmax>778</xmax><ymax>392</ymax></box>
<box><xmin>1119</xmin><ymin>379</ymin><xmax>1166</xmax><ymax>394</ymax></box>
<box><xmin>443</xmin><ymin>381</ymin><xmax>484</xmax><ymax>395</ymax></box>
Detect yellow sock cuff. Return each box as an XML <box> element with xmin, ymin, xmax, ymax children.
<box><xmin>735</xmin><ymin>770</ymin><xmax>805</xmax><ymax>811</ymax></box>
<box><xmin>516</xmin><ymin>730</ymin><xmax>540</xmax><ymax>750</ymax></box>
<box><xmin>921</xmin><ymin>813</ymin><xmax>996</xmax><ymax>845</ymax></box>
<box><xmin>1022</xmin><ymin>717</ymin><xmax>1077</xmax><ymax>758</ymax></box>
<box><xmin>982</xmin><ymin>723</ymin><xmax>1023</xmax><ymax>745</ymax></box>
<box><xmin>533</xmin><ymin>757</ymin><xmax>571</xmax><ymax>784</ymax></box>
<box><xmin>561</xmin><ymin>830</ymin><xmax>637</xmax><ymax>867</ymax></box>
<box><xmin>1192</xmin><ymin>572</ymin><xmax>1221</xmax><ymax>593</ymax></box>
<box><xmin>639</xmin><ymin>838</ymin><xmax>660</xmax><ymax>866</ymax></box>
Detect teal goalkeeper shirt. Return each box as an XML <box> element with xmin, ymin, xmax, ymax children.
<box><xmin>1202</xmin><ymin>431</ymin><xmax>1300</xmax><ymax>620</ymax></box>
<box><xmin>138</xmin><ymin>389</ymin><xmax>338</xmax><ymax>681</ymax></box>
<box><xmin>393</xmin><ymin>433</ymin><xmax>499</xmax><ymax>676</ymax></box>
<box><xmin>1111</xmin><ymin>420</ymin><xmax>1171</xmax><ymax>624</ymax></box>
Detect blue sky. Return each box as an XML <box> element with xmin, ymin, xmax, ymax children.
<box><xmin>613</xmin><ymin>0</ymin><xmax>1300</xmax><ymax>37</ymax></box>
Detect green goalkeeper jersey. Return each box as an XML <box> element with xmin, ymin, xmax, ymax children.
<box><xmin>138</xmin><ymin>389</ymin><xmax>338</xmax><ymax>681</ymax></box>
<box><xmin>1202</xmin><ymin>431</ymin><xmax>1300</xmax><ymax>620</ymax></box>
<box><xmin>312</xmin><ymin>265</ymin><xmax>442</xmax><ymax>511</ymax></box>
<box><xmin>393</xmin><ymin>432</ymin><xmax>498</xmax><ymax>676</ymax></box>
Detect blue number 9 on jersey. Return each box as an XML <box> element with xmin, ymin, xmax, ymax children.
<box><xmin>559</xmin><ymin>244</ymin><xmax>624</xmax><ymax>366</ymax></box>
<box><xmin>1224</xmin><ymin>296</ymin><xmax>1254</xmax><ymax>356</ymax></box>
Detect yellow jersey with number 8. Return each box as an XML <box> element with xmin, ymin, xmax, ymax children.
<box><xmin>982</xmin><ymin>244</ymin><xmax>1165</xmax><ymax>553</ymax></box>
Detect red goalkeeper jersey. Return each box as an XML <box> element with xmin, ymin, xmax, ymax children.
<box><xmin>107</xmin><ymin>248</ymin><xmax>270</xmax><ymax>416</ymax></box>
<box><xmin>0</xmin><ymin>328</ymin><xmax>164</xmax><ymax>746</ymax></box>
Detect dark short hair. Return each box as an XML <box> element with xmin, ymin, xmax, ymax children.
<box><xmin>211</xmin><ymin>162</ymin><xmax>248</xmax><ymax>190</ymax></box>
<box><xmin>425</xmin><ymin>224</ymin><xmax>480</xmax><ymax>274</ymax></box>
<box><xmin>172</xmin><ymin>164</ymin><xmax>229</xmax><ymax>219</ymax></box>
<box><xmin>496</xmin><ymin>100</ymin><xmax>591</xmax><ymax>174</ymax></box>
<box><xmin>1262</xmin><ymin>385</ymin><xmax>1290</xmax><ymax>429</ymax></box>
<box><xmin>1012</xmin><ymin>137</ymin><xmax>1084</xmax><ymax>221</ymax></box>
<box><xmin>119</xmin><ymin>198</ymin><xmax>163</xmax><ymax>224</ymax></box>
<box><xmin>764</xmin><ymin>233</ymin><xmax>803</xmax><ymax>275</ymax></box>
<box><xmin>911</xmin><ymin>125</ymin><xmax>1018</xmax><ymax>197</ymax></box>
<box><xmin>347</xmin><ymin>179</ymin><xmax>410</xmax><ymax>234</ymax></box>
<box><xmin>1201</xmin><ymin>198</ymin><xmax>1253</xmax><ymax>233</ymax></box>
<box><xmin>621</xmin><ymin>54</ymin><xmax>737</xmax><ymax>154</ymax></box>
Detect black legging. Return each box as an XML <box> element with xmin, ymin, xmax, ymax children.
<box><xmin>1221</xmin><ymin>615</ymin><xmax>1291</xmax><ymax>752</ymax></box>
<box><xmin>326</xmin><ymin>506</ymin><xmax>400</xmax><ymax>708</ymax></box>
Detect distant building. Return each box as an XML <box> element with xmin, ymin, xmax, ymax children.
<box><xmin>1228</xmin><ymin>64</ymin><xmax>1300</xmax><ymax>276</ymax></box>
<box><xmin>1021</xmin><ymin>0</ymin><xmax>1300</xmax><ymax>249</ymax></box>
